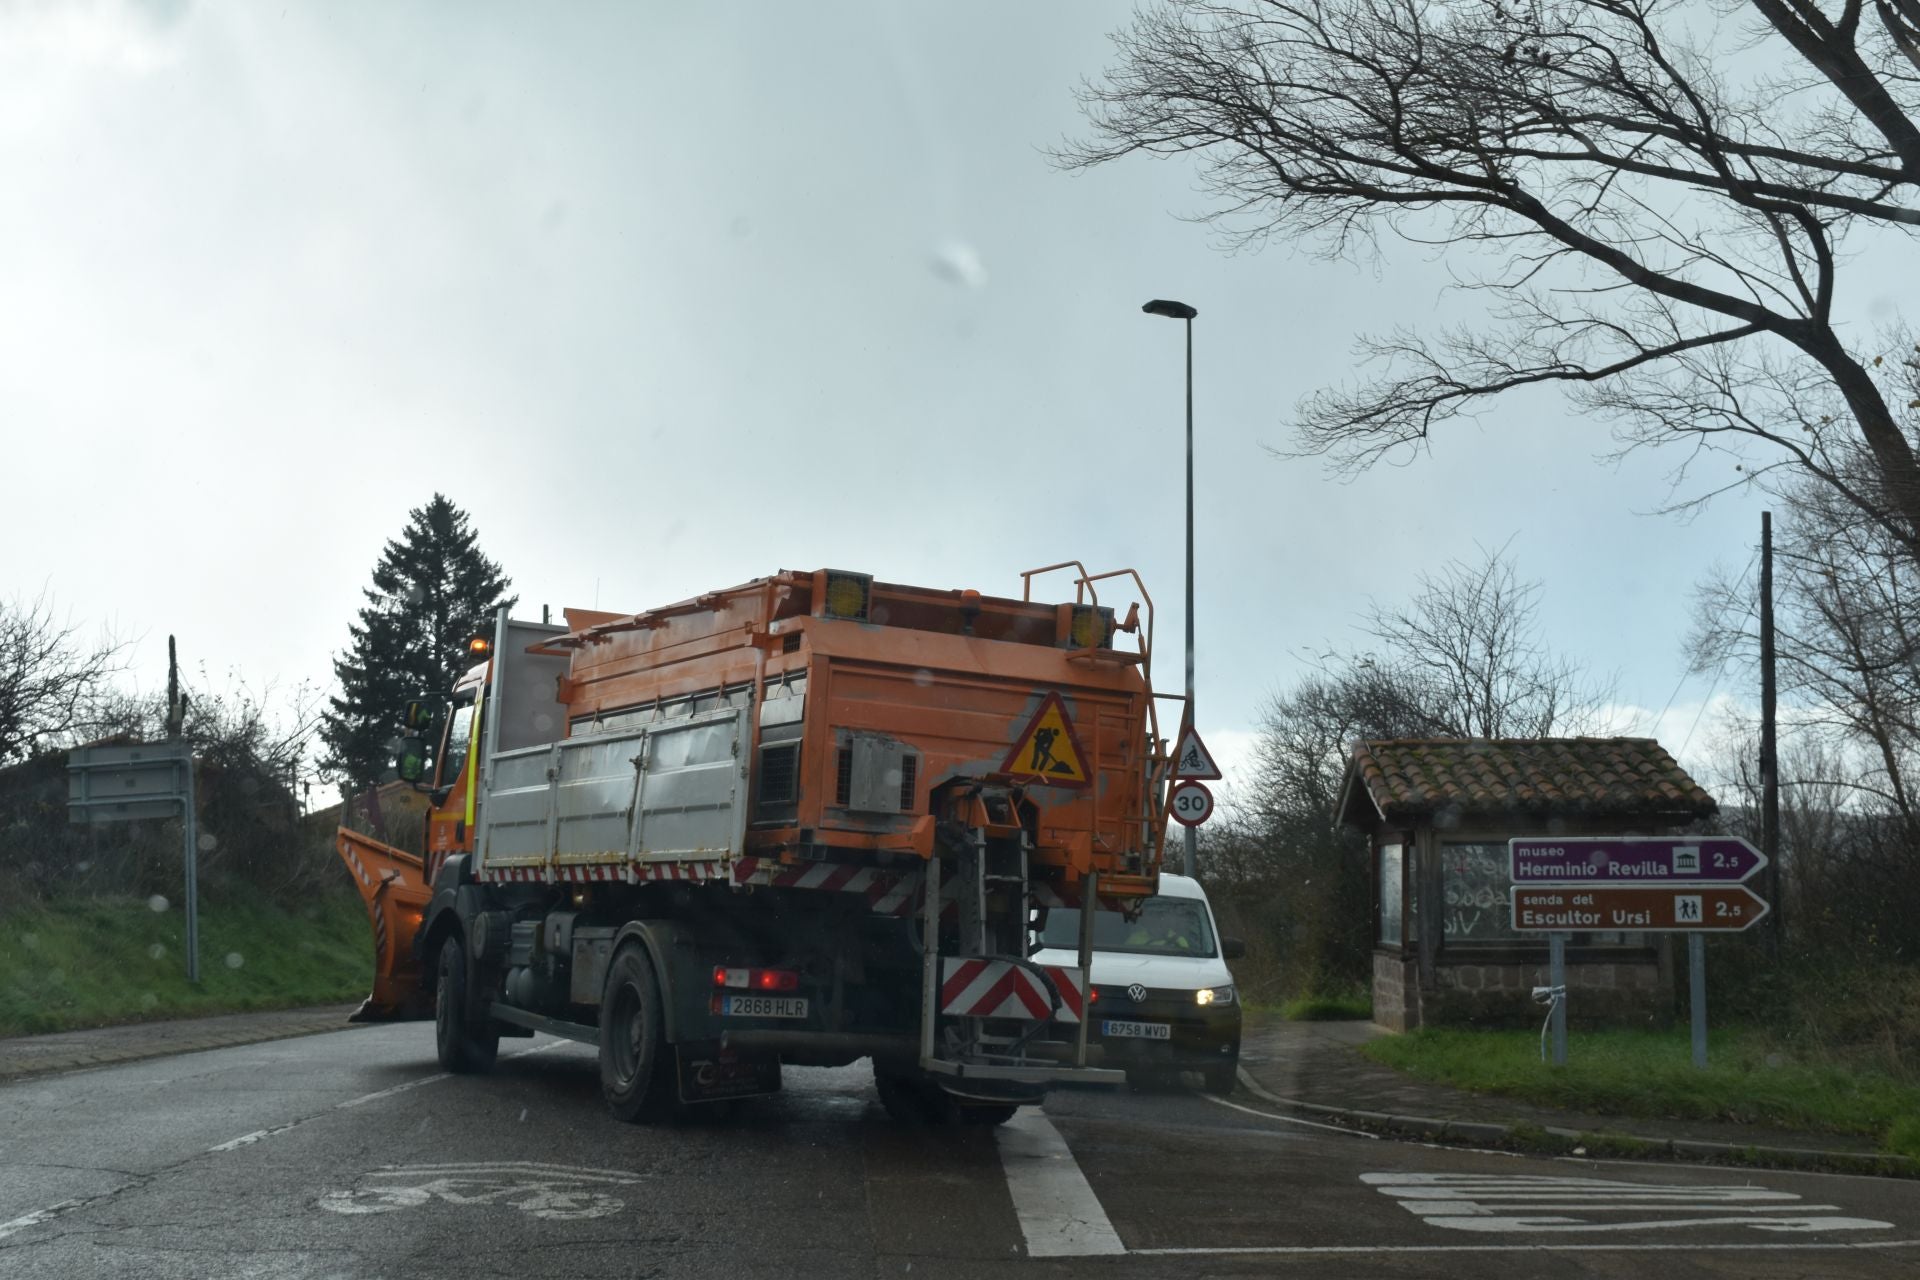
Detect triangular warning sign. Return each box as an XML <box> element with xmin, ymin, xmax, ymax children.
<box><xmin>1001</xmin><ymin>692</ymin><xmax>1091</xmax><ymax>789</ymax></box>
<box><xmin>1171</xmin><ymin>724</ymin><xmax>1222</xmax><ymax>780</ymax></box>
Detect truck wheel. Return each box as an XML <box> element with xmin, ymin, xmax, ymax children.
<box><xmin>599</xmin><ymin>945</ymin><xmax>674</xmax><ymax>1123</ymax></box>
<box><xmin>955</xmin><ymin>1102</ymin><xmax>1020</xmax><ymax>1126</ymax></box>
<box><xmin>435</xmin><ymin>934</ymin><xmax>498</xmax><ymax>1074</ymax></box>
<box><xmin>873</xmin><ymin>1064</ymin><xmax>1020</xmax><ymax>1127</ymax></box>
<box><xmin>873</xmin><ymin>1065</ymin><xmax>942</xmax><ymax>1125</ymax></box>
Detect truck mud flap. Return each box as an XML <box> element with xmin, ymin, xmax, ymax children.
<box><xmin>335</xmin><ymin>828</ymin><xmax>433</xmax><ymax>1022</ymax></box>
<box><xmin>676</xmin><ymin>1043</ymin><xmax>781</xmax><ymax>1105</ymax></box>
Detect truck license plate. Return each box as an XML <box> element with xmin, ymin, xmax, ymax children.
<box><xmin>720</xmin><ymin>995</ymin><xmax>809</xmax><ymax>1019</ymax></box>
<box><xmin>1102</xmin><ymin>1020</ymin><xmax>1171</xmax><ymax>1040</ymax></box>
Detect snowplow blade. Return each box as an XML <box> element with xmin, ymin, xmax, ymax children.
<box><xmin>335</xmin><ymin>828</ymin><xmax>434</xmax><ymax>1022</ymax></box>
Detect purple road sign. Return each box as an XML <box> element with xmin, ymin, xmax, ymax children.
<box><xmin>1508</xmin><ymin>836</ymin><xmax>1766</xmax><ymax>884</ymax></box>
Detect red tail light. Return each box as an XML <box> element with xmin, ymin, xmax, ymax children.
<box><xmin>713</xmin><ymin>966</ymin><xmax>800</xmax><ymax>991</ymax></box>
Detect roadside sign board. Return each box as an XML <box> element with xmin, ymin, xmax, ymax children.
<box><xmin>1510</xmin><ymin>884</ymin><xmax>1770</xmax><ymax>932</ymax></box>
<box><xmin>1509</xmin><ymin>836</ymin><xmax>1765</xmax><ymax>884</ymax></box>
<box><xmin>1168</xmin><ymin>780</ymin><xmax>1214</xmax><ymax>827</ymax></box>
<box><xmin>68</xmin><ymin>742</ymin><xmax>193</xmax><ymax>824</ymax></box>
<box><xmin>1169</xmin><ymin>725</ymin><xmax>1222</xmax><ymax>781</ymax></box>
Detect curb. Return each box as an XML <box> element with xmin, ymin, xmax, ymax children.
<box><xmin>0</xmin><ymin>1010</ymin><xmax>372</xmax><ymax>1083</ymax></box>
<box><xmin>1233</xmin><ymin>1067</ymin><xmax>1920</xmax><ymax>1180</ymax></box>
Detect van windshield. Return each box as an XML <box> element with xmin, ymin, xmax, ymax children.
<box><xmin>1038</xmin><ymin>897</ymin><xmax>1217</xmax><ymax>958</ymax></box>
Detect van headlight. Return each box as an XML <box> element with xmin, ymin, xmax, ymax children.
<box><xmin>1195</xmin><ymin>986</ymin><xmax>1235</xmax><ymax>1006</ymax></box>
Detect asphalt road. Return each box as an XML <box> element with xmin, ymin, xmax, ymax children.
<box><xmin>2</xmin><ymin>1025</ymin><xmax>1916</xmax><ymax>1278</ymax></box>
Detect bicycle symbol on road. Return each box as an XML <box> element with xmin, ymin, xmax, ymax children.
<box><xmin>319</xmin><ymin>1161</ymin><xmax>645</xmax><ymax>1221</ymax></box>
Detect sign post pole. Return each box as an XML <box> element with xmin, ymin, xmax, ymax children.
<box><xmin>1688</xmin><ymin>933</ymin><xmax>1707</xmax><ymax>1069</ymax></box>
<box><xmin>1549</xmin><ymin>932</ymin><xmax>1568</xmax><ymax>1067</ymax></box>
<box><xmin>184</xmin><ymin>760</ymin><xmax>200</xmax><ymax>986</ymax></box>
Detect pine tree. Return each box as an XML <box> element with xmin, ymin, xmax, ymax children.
<box><xmin>322</xmin><ymin>495</ymin><xmax>515</xmax><ymax>786</ymax></box>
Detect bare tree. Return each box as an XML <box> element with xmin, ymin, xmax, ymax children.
<box><xmin>0</xmin><ymin>592</ymin><xmax>127</xmax><ymax>764</ymax></box>
<box><xmin>1690</xmin><ymin>429</ymin><xmax>1920</xmax><ymax>834</ymax></box>
<box><xmin>1064</xmin><ymin>0</ymin><xmax>1920</xmax><ymax>553</ymax></box>
<box><xmin>1218</xmin><ymin>544</ymin><xmax>1606</xmax><ymax>993</ymax></box>
<box><xmin>1359</xmin><ymin>543</ymin><xmax>1615</xmax><ymax>736</ymax></box>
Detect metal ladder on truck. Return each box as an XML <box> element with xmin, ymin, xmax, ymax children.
<box><xmin>918</xmin><ymin>782</ymin><xmax>1123</xmax><ymax>1093</ymax></box>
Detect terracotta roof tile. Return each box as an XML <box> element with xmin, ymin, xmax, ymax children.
<box><xmin>1341</xmin><ymin>737</ymin><xmax>1717</xmax><ymax>826</ymax></box>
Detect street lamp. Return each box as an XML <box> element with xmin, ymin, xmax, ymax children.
<box><xmin>1142</xmin><ymin>298</ymin><xmax>1198</xmax><ymax>879</ymax></box>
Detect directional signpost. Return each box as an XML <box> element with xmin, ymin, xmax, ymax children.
<box><xmin>1510</xmin><ymin>885</ymin><xmax>1770</xmax><ymax>932</ymax></box>
<box><xmin>1510</xmin><ymin>837</ymin><xmax>1766</xmax><ymax>884</ymax></box>
<box><xmin>1508</xmin><ymin>835</ymin><xmax>1769</xmax><ymax>1069</ymax></box>
<box><xmin>69</xmin><ymin>742</ymin><xmax>199</xmax><ymax>983</ymax></box>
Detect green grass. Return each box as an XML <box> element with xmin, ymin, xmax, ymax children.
<box><xmin>1281</xmin><ymin>991</ymin><xmax>1374</xmax><ymax>1021</ymax></box>
<box><xmin>1363</xmin><ymin>1027</ymin><xmax>1920</xmax><ymax>1157</ymax></box>
<box><xmin>0</xmin><ymin>892</ymin><xmax>373</xmax><ymax>1036</ymax></box>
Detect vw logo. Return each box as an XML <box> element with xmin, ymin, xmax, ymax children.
<box><xmin>1126</xmin><ymin>983</ymin><xmax>1147</xmax><ymax>1002</ymax></box>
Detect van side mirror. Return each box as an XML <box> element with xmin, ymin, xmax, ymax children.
<box><xmin>1221</xmin><ymin>936</ymin><xmax>1247</xmax><ymax>961</ymax></box>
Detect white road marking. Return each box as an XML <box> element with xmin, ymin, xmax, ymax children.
<box><xmin>331</xmin><ymin>1072</ymin><xmax>452</xmax><ymax>1110</ymax></box>
<box><xmin>995</xmin><ymin>1110</ymin><xmax>1125</xmax><ymax>1257</ymax></box>
<box><xmin>1363</xmin><ymin>1173</ymin><xmax>1895</xmax><ymax>1234</ymax></box>
<box><xmin>1200</xmin><ymin>1090</ymin><xmax>1382</xmax><ymax>1138</ymax></box>
<box><xmin>0</xmin><ymin>1200</ymin><xmax>86</xmax><ymax>1243</ymax></box>
<box><xmin>318</xmin><ymin>1161</ymin><xmax>643</xmax><ymax>1221</ymax></box>
<box><xmin>206</xmin><ymin>1038</ymin><xmax>563</xmax><ymax>1152</ymax></box>
<box><xmin>1134</xmin><ymin>1240</ymin><xmax>1920</xmax><ymax>1255</ymax></box>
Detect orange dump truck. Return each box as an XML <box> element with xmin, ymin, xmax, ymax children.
<box><xmin>337</xmin><ymin>564</ymin><xmax>1175</xmax><ymax>1123</ymax></box>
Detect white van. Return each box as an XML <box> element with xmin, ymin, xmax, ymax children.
<box><xmin>1031</xmin><ymin>872</ymin><xmax>1243</xmax><ymax>1094</ymax></box>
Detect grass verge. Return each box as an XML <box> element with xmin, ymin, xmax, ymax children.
<box><xmin>1363</xmin><ymin>1026</ymin><xmax>1920</xmax><ymax>1158</ymax></box>
<box><xmin>1281</xmin><ymin>992</ymin><xmax>1374</xmax><ymax>1021</ymax></box>
<box><xmin>0</xmin><ymin>892</ymin><xmax>372</xmax><ymax>1036</ymax></box>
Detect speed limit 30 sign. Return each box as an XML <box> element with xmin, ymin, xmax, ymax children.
<box><xmin>1169</xmin><ymin>780</ymin><xmax>1214</xmax><ymax>827</ymax></box>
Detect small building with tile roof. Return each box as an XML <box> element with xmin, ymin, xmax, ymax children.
<box><xmin>1336</xmin><ymin>737</ymin><xmax>1718</xmax><ymax>1031</ymax></box>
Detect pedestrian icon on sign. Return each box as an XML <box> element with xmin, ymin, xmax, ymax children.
<box><xmin>1000</xmin><ymin>693</ymin><xmax>1091</xmax><ymax>788</ymax></box>
<box><xmin>1029</xmin><ymin>727</ymin><xmax>1068</xmax><ymax>775</ymax></box>
<box><xmin>1674</xmin><ymin>894</ymin><xmax>1702</xmax><ymax>923</ymax></box>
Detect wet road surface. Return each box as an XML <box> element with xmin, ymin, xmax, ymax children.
<box><xmin>2</xmin><ymin>1024</ymin><xmax>1916</xmax><ymax>1277</ymax></box>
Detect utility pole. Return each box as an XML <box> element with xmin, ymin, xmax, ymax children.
<box><xmin>1759</xmin><ymin>512</ymin><xmax>1781</xmax><ymax>955</ymax></box>
<box><xmin>165</xmin><ymin>635</ymin><xmax>185</xmax><ymax>739</ymax></box>
<box><xmin>1142</xmin><ymin>298</ymin><xmax>1200</xmax><ymax>878</ymax></box>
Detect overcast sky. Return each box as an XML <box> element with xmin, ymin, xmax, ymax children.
<box><xmin>3</xmin><ymin>0</ymin><xmax>1819</xmax><ymax>799</ymax></box>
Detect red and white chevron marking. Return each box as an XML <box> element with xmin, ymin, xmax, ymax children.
<box><xmin>939</xmin><ymin>959</ymin><xmax>1084</xmax><ymax>1022</ymax></box>
<box><xmin>479</xmin><ymin>860</ymin><xmax>733</xmax><ymax>885</ymax></box>
<box><xmin>731</xmin><ymin>857</ymin><xmax>924</xmax><ymax>915</ymax></box>
<box><xmin>633</xmin><ymin>861</ymin><xmax>727</xmax><ymax>883</ymax></box>
<box><xmin>340</xmin><ymin>840</ymin><xmax>374</xmax><ymax>889</ymax></box>
<box><xmin>371</xmin><ymin>900</ymin><xmax>388</xmax><ymax>966</ymax></box>
<box><xmin>553</xmin><ymin>864</ymin><xmax>627</xmax><ymax>883</ymax></box>
<box><xmin>480</xmin><ymin>864</ymin><xmax>548</xmax><ymax>883</ymax></box>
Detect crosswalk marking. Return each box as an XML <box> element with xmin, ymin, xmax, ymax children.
<box><xmin>995</xmin><ymin>1110</ymin><xmax>1125</xmax><ymax>1257</ymax></box>
<box><xmin>1363</xmin><ymin>1173</ymin><xmax>1895</xmax><ymax>1234</ymax></box>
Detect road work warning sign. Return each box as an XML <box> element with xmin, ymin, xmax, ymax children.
<box><xmin>1002</xmin><ymin>692</ymin><xmax>1090</xmax><ymax>788</ymax></box>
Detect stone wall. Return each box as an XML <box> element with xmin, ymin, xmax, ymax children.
<box><xmin>1372</xmin><ymin>952</ymin><xmax>1422</xmax><ymax>1031</ymax></box>
<box><xmin>1372</xmin><ymin>948</ymin><xmax>1674</xmax><ymax>1031</ymax></box>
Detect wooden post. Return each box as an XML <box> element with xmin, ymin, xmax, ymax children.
<box><xmin>1760</xmin><ymin>512</ymin><xmax>1782</xmax><ymax>955</ymax></box>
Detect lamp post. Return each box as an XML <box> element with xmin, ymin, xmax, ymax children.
<box><xmin>1142</xmin><ymin>298</ymin><xmax>1198</xmax><ymax>878</ymax></box>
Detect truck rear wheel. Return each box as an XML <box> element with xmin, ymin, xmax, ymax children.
<box><xmin>873</xmin><ymin>1064</ymin><xmax>1020</xmax><ymax>1127</ymax></box>
<box><xmin>599</xmin><ymin>945</ymin><xmax>675</xmax><ymax>1123</ymax></box>
<box><xmin>435</xmin><ymin>934</ymin><xmax>498</xmax><ymax>1074</ymax></box>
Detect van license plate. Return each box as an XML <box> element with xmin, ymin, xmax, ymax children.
<box><xmin>1102</xmin><ymin>1020</ymin><xmax>1171</xmax><ymax>1040</ymax></box>
<box><xmin>721</xmin><ymin>996</ymin><xmax>808</xmax><ymax>1019</ymax></box>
